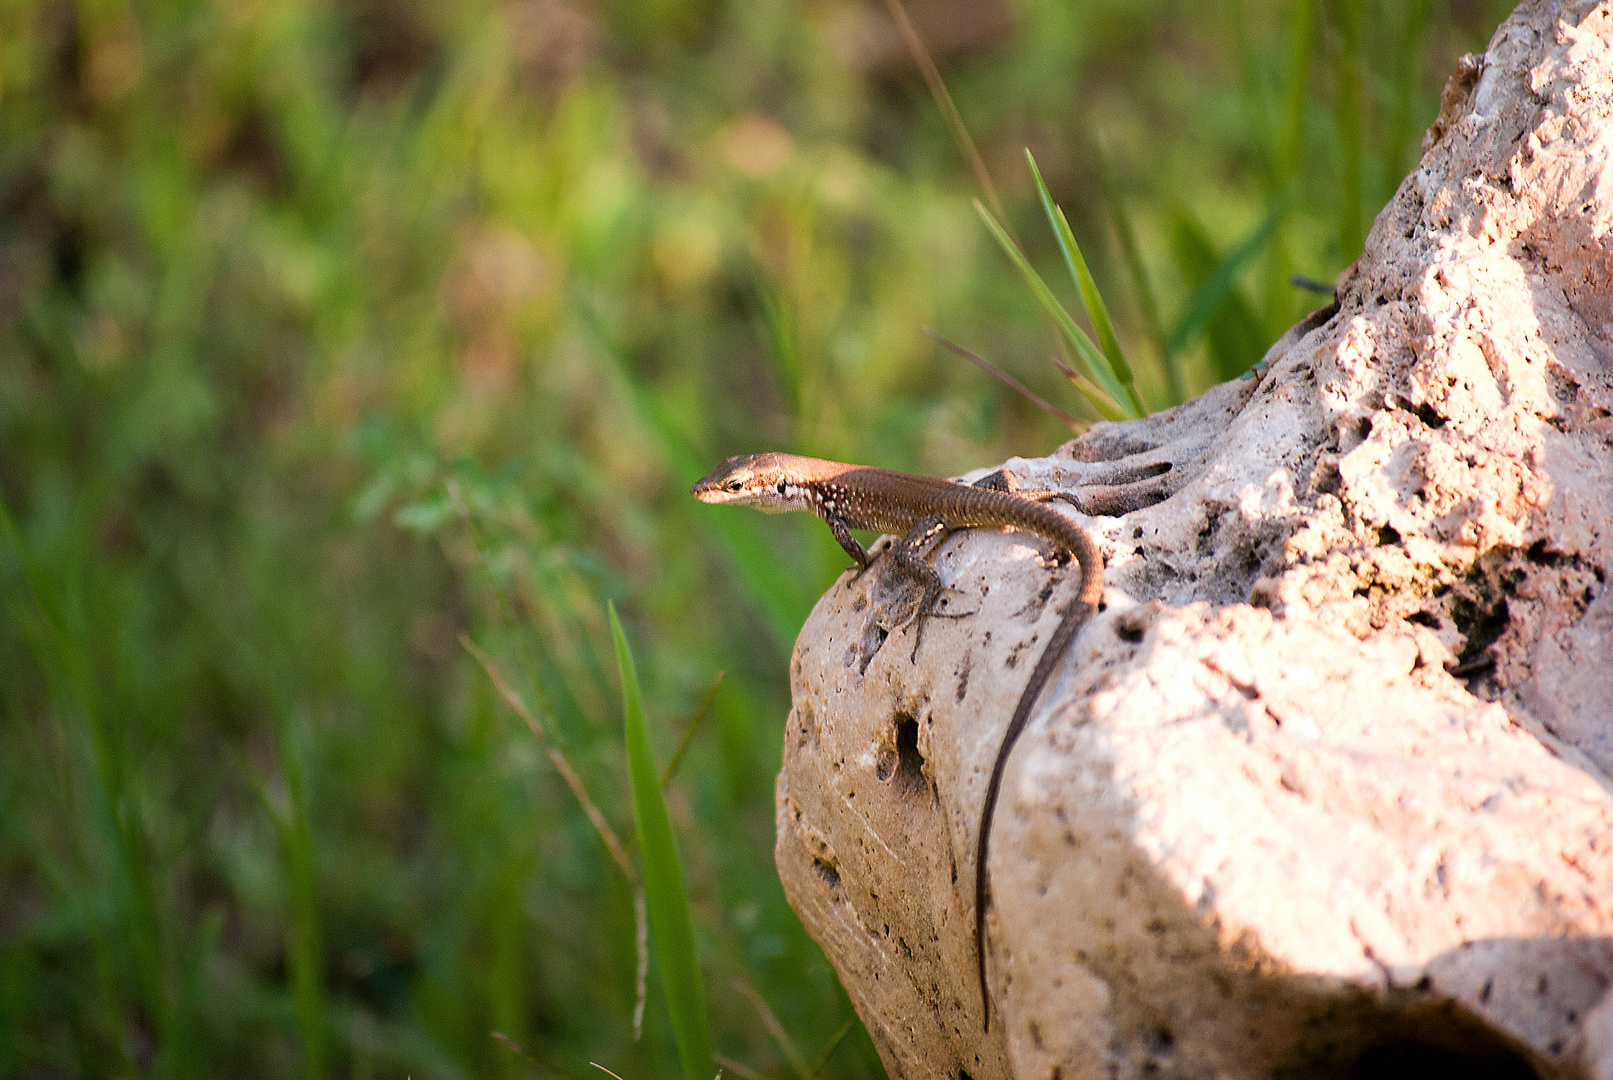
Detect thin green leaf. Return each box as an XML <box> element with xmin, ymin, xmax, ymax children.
<box><xmin>973</xmin><ymin>199</ymin><xmax>1137</xmax><ymax>418</ymax></box>
<box><xmin>214</xmin><ymin>632</ymin><xmax>327</xmax><ymax>1080</ymax></box>
<box><xmin>733</xmin><ymin>978</ymin><xmax>810</xmax><ymax>1080</ymax></box>
<box><xmin>924</xmin><ymin>328</ymin><xmax>1085</xmax><ymax>433</ymax></box>
<box><xmin>1025</xmin><ymin>150</ymin><xmax>1145</xmax><ymax>417</ymax></box>
<box><xmin>1048</xmin><ymin>355</ymin><xmax>1131</xmax><ymax>423</ymax></box>
<box><xmin>462</xmin><ymin>619</ymin><xmax>647</xmax><ymax>1033</ymax></box>
<box><xmin>1384</xmin><ymin>0</ymin><xmax>1428</xmax><ymax>201</ymax></box>
<box><xmin>1276</xmin><ymin>0</ymin><xmax>1316</xmax><ymax>186</ymax></box>
<box><xmin>755</xmin><ymin>281</ymin><xmax>802</xmax><ymax>425</ymax></box>
<box><xmin>805</xmin><ymin>1013</ymin><xmax>860</xmax><ymax>1078</ymax></box>
<box><xmin>714</xmin><ymin>1055</ymin><xmax>768</xmax><ymax>1080</ymax></box>
<box><xmin>492</xmin><ymin>1031</ymin><xmax>578</xmax><ymax>1079</ymax></box>
<box><xmin>1262</xmin><ymin>0</ymin><xmax>1316</xmax><ymax>336</ymax></box>
<box><xmin>662</xmin><ymin>670</ymin><xmax>726</xmax><ymax>790</ymax></box>
<box><xmin>1334</xmin><ymin>0</ymin><xmax>1365</xmax><ymax>259</ymax></box>
<box><xmin>1165</xmin><ymin>202</ymin><xmax>1286</xmax><ymax>362</ymax></box>
<box><xmin>611</xmin><ymin>604</ymin><xmax>714</xmax><ymax>1080</ymax></box>
<box><xmin>280</xmin><ymin>733</ymin><xmax>328</xmax><ymax>1080</ymax></box>
<box><xmin>1093</xmin><ymin>131</ymin><xmax>1182</xmax><ymax>404</ymax></box>
<box><xmin>880</xmin><ymin>0</ymin><xmax>1009</xmax><ymax>227</ymax></box>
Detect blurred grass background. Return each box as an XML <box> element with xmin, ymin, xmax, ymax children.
<box><xmin>0</xmin><ymin>0</ymin><xmax>1508</xmax><ymax>1076</ymax></box>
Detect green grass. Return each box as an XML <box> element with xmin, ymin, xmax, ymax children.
<box><xmin>0</xmin><ymin>0</ymin><xmax>1508</xmax><ymax>1077</ymax></box>
<box><xmin>613</xmin><ymin>603</ymin><xmax>712</xmax><ymax>1080</ymax></box>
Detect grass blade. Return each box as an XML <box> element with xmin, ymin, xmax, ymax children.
<box><xmin>492</xmin><ymin>1031</ymin><xmax>577</xmax><ymax>1078</ymax></box>
<box><xmin>880</xmin><ymin>0</ymin><xmax>1009</xmax><ymax>227</ymax></box>
<box><xmin>1276</xmin><ymin>0</ymin><xmax>1315</xmax><ymax>183</ymax></box>
<box><xmin>1046</xmin><ymin>355</ymin><xmax>1129</xmax><ymax>422</ymax></box>
<box><xmin>611</xmin><ymin>604</ymin><xmax>714</xmax><ymax>1080</ymax></box>
<box><xmin>1093</xmin><ymin>131</ymin><xmax>1181</xmax><ymax>405</ymax></box>
<box><xmin>463</xmin><ymin>635</ymin><xmax>635</xmax><ymax>879</ymax></box>
<box><xmin>462</xmin><ymin>634</ymin><xmax>654</xmax><ymax>1036</ymax></box>
<box><xmin>973</xmin><ymin>199</ymin><xmax>1136</xmax><ymax>418</ymax></box>
<box><xmin>924</xmin><ymin>328</ymin><xmax>1086</xmax><ymax>433</ymax></box>
<box><xmin>1165</xmin><ymin>202</ymin><xmax>1285</xmax><ymax>371</ymax></box>
<box><xmin>755</xmin><ymin>280</ymin><xmax>804</xmax><ymax>428</ymax></box>
<box><xmin>1262</xmin><ymin>0</ymin><xmax>1316</xmax><ymax>336</ymax></box>
<box><xmin>1334</xmin><ymin>0</ymin><xmax>1365</xmax><ymax>260</ymax></box>
<box><xmin>281</xmin><ymin>733</ymin><xmax>328</xmax><ymax>1080</ymax></box>
<box><xmin>1384</xmin><ymin>0</ymin><xmax>1428</xmax><ymax>201</ymax></box>
<box><xmin>805</xmin><ymin>1013</ymin><xmax>860</xmax><ymax>1078</ymax></box>
<box><xmin>661</xmin><ymin>670</ymin><xmax>726</xmax><ymax>791</ymax></box>
<box><xmin>1025</xmin><ymin>150</ymin><xmax>1145</xmax><ymax>416</ymax></box>
<box><xmin>714</xmin><ymin>1055</ymin><xmax>768</xmax><ymax>1080</ymax></box>
<box><xmin>732</xmin><ymin>978</ymin><xmax>810</xmax><ymax>1080</ymax></box>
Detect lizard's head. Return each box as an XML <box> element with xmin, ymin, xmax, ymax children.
<box><xmin>690</xmin><ymin>453</ymin><xmax>812</xmax><ymax>513</ymax></box>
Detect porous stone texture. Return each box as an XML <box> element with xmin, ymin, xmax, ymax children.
<box><xmin>773</xmin><ymin>3</ymin><xmax>1613</xmax><ymax>1077</ymax></box>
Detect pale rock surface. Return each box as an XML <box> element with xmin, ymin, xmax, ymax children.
<box><xmin>773</xmin><ymin>2</ymin><xmax>1613</xmax><ymax>1077</ymax></box>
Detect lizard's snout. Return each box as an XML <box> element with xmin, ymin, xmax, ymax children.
<box><xmin>691</xmin><ymin>455</ymin><xmax>759</xmax><ymax>503</ymax></box>
<box><xmin>690</xmin><ymin>473</ymin><xmax>725</xmax><ymax>502</ymax></box>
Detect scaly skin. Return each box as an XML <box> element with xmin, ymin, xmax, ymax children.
<box><xmin>692</xmin><ymin>452</ymin><xmax>1104</xmax><ymax>1032</ymax></box>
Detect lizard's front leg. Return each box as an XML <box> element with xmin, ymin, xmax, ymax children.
<box><xmin>889</xmin><ymin>513</ymin><xmax>959</xmax><ymax>662</ymax></box>
<box><xmin>825</xmin><ymin>512</ymin><xmax>872</xmax><ymax>577</ymax></box>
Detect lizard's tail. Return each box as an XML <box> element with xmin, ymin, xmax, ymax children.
<box><xmin>975</xmin><ymin>531</ymin><xmax>1101</xmax><ymax>1033</ymax></box>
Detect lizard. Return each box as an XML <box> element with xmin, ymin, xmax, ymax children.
<box><xmin>690</xmin><ymin>452</ymin><xmax>1104</xmax><ymax>1033</ymax></box>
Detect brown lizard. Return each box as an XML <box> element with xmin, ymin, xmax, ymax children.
<box><xmin>691</xmin><ymin>452</ymin><xmax>1104</xmax><ymax>1032</ymax></box>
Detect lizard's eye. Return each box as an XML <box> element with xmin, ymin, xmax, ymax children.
<box><xmin>776</xmin><ymin>480</ymin><xmax>787</xmax><ymax>495</ymax></box>
<box><xmin>726</xmin><ymin>480</ymin><xmax>742</xmax><ymax>492</ymax></box>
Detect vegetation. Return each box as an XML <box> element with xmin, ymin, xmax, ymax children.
<box><xmin>0</xmin><ymin>0</ymin><xmax>1507</xmax><ymax>1077</ymax></box>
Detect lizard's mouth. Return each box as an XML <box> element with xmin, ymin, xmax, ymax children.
<box><xmin>690</xmin><ymin>477</ymin><xmax>787</xmax><ymax>510</ymax></box>
<box><xmin>690</xmin><ymin>478</ymin><xmax>749</xmax><ymax>505</ymax></box>
<box><xmin>689</xmin><ymin>477</ymin><xmax>733</xmax><ymax>502</ymax></box>
<box><xmin>690</xmin><ymin>459</ymin><xmax>758</xmax><ymax>504</ymax></box>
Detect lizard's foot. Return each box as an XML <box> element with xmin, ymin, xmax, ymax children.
<box><xmin>906</xmin><ymin>608</ymin><xmax>974</xmax><ymax>663</ymax></box>
<box><xmin>888</xmin><ymin>589</ymin><xmax>974</xmax><ymax>629</ymax></box>
<box><xmin>888</xmin><ymin>588</ymin><xmax>976</xmax><ymax>662</ymax></box>
<box><xmin>1051</xmin><ymin>461</ymin><xmax>1176</xmax><ymax>516</ymax></box>
<box><xmin>977</xmin><ymin>460</ymin><xmax>1177</xmax><ymax>517</ymax></box>
<box><xmin>973</xmin><ymin>300</ymin><xmax>1340</xmax><ymax>517</ymax></box>
<box><xmin>847</xmin><ymin>537</ymin><xmax>895</xmax><ymax>582</ymax></box>
<box><xmin>1049</xmin><ymin>299</ymin><xmax>1340</xmax><ymax>513</ymax></box>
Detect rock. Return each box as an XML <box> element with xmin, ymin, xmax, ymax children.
<box><xmin>772</xmin><ymin>2</ymin><xmax>1613</xmax><ymax>1077</ymax></box>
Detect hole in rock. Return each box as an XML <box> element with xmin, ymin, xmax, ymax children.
<box><xmin>1408</xmin><ymin>400</ymin><xmax>1447</xmax><ymax>430</ymax></box>
<box><xmin>1345</xmin><ymin>1041</ymin><xmax>1536</xmax><ymax>1080</ymax></box>
<box><xmin>1283</xmin><ymin>993</ymin><xmax>1543</xmax><ymax>1080</ymax></box>
<box><xmin>1524</xmin><ymin>539</ymin><xmax>1561</xmax><ymax>566</ymax></box>
<box><xmin>1451</xmin><ymin>594</ymin><xmax>1509</xmax><ymax>668</ymax></box>
<box><xmin>857</xmin><ymin>623</ymin><xmax>890</xmax><ymax>675</ymax></box>
<box><xmin>890</xmin><ymin>714</ymin><xmax>927</xmax><ymax>798</ymax></box>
